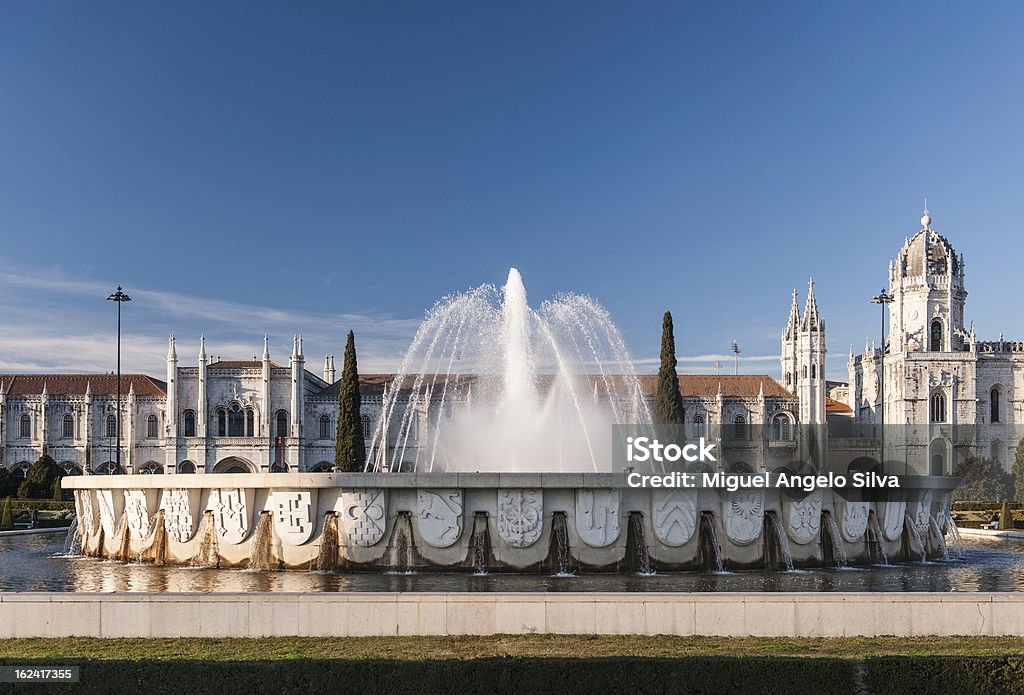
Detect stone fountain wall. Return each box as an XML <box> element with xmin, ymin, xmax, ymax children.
<box><xmin>63</xmin><ymin>473</ymin><xmax>959</xmax><ymax>571</ymax></box>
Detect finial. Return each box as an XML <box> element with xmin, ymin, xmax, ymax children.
<box><xmin>921</xmin><ymin>199</ymin><xmax>931</xmax><ymax>229</ymax></box>
<box><xmin>199</xmin><ymin>334</ymin><xmax>207</xmax><ymax>357</ymax></box>
<box><xmin>85</xmin><ymin>380</ymin><xmax>91</xmax><ymax>396</ymax></box>
<box><xmin>263</xmin><ymin>334</ymin><xmax>270</xmax><ymax>360</ymax></box>
<box><xmin>41</xmin><ymin>381</ymin><xmax>48</xmax><ymax>397</ymax></box>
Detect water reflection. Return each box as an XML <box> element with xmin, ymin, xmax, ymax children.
<box><xmin>2</xmin><ymin>534</ymin><xmax>1024</xmax><ymax>593</ymax></box>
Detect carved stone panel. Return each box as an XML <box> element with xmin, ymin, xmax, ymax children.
<box><xmin>652</xmin><ymin>490</ymin><xmax>696</xmax><ymax>547</ymax></box>
<box><xmin>841</xmin><ymin>498</ymin><xmax>870</xmax><ymax>542</ymax></box>
<box><xmin>497</xmin><ymin>489</ymin><xmax>543</xmax><ymax>548</ymax></box>
<box><xmin>208</xmin><ymin>488</ymin><xmax>251</xmax><ymax>545</ymax></box>
<box><xmin>882</xmin><ymin>498</ymin><xmax>907</xmax><ymax>542</ymax></box>
<box><xmin>913</xmin><ymin>490</ymin><xmax>933</xmax><ymax>536</ymax></box>
<box><xmin>272</xmin><ymin>490</ymin><xmax>317</xmax><ymax>545</ymax></box>
<box><xmin>124</xmin><ymin>490</ymin><xmax>150</xmax><ymax>537</ymax></box>
<box><xmin>339</xmin><ymin>489</ymin><xmax>386</xmax><ymax>547</ymax></box>
<box><xmin>159</xmin><ymin>489</ymin><xmax>199</xmax><ymax>543</ymax></box>
<box><xmin>574</xmin><ymin>489</ymin><xmax>622</xmax><ymax>548</ymax></box>
<box><xmin>416</xmin><ymin>489</ymin><xmax>463</xmax><ymax>548</ymax></box>
<box><xmin>786</xmin><ymin>491</ymin><xmax>822</xmax><ymax>545</ymax></box>
<box><xmin>97</xmin><ymin>489</ymin><xmax>120</xmax><ymax>538</ymax></box>
<box><xmin>724</xmin><ymin>490</ymin><xmax>764</xmax><ymax>545</ymax></box>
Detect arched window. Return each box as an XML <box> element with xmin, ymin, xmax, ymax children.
<box><xmin>183</xmin><ymin>410</ymin><xmax>196</xmax><ymax>437</ymax></box>
<box><xmin>246</xmin><ymin>409</ymin><xmax>255</xmax><ymax>437</ymax></box>
<box><xmin>140</xmin><ymin>462</ymin><xmax>163</xmax><ymax>475</ymax></box>
<box><xmin>227</xmin><ymin>403</ymin><xmax>244</xmax><ymax>437</ymax></box>
<box><xmin>771</xmin><ymin>413</ymin><xmax>792</xmax><ymax>441</ymax></box>
<box><xmin>930</xmin><ymin>391</ymin><xmax>946</xmax><ymax>423</ymax></box>
<box><xmin>276</xmin><ymin>410</ymin><xmax>289</xmax><ymax>438</ymax></box>
<box><xmin>62</xmin><ymin>414</ymin><xmax>75</xmax><ymax>439</ymax></box>
<box><xmin>310</xmin><ymin>461</ymin><xmax>333</xmax><ymax>472</ymax></box>
<box><xmin>178</xmin><ymin>460</ymin><xmax>196</xmax><ymax>474</ymax></box>
<box><xmin>60</xmin><ymin>462</ymin><xmax>83</xmax><ymax>476</ymax></box>
<box><xmin>95</xmin><ymin>461</ymin><xmax>119</xmax><ymax>475</ymax></box>
<box><xmin>733</xmin><ymin>414</ymin><xmax>747</xmax><ymax>440</ymax></box>
<box><xmin>320</xmin><ymin>415</ymin><xmax>331</xmax><ymax>439</ymax></box>
<box><xmin>810</xmin><ymin>364</ymin><xmax>816</xmax><ymax>379</ymax></box>
<box><xmin>693</xmin><ymin>414</ymin><xmax>705</xmax><ymax>438</ymax></box>
<box><xmin>12</xmin><ymin>463</ymin><xmax>30</xmax><ymax>480</ymax></box>
<box><xmin>931</xmin><ymin>320</ymin><xmax>943</xmax><ymax>352</ymax></box>
<box><xmin>19</xmin><ymin>414</ymin><xmax>30</xmax><ymax>439</ymax></box>
<box><xmin>991</xmin><ymin>388</ymin><xmax>1001</xmax><ymax>423</ymax></box>
<box><xmin>147</xmin><ymin>414</ymin><xmax>159</xmax><ymax>438</ymax></box>
<box><xmin>361</xmin><ymin>414</ymin><xmax>372</xmax><ymax>439</ymax></box>
<box><xmin>106</xmin><ymin>414</ymin><xmax>117</xmax><ymax>438</ymax></box>
<box><xmin>991</xmin><ymin>439</ymin><xmax>1007</xmax><ymax>464</ymax></box>
<box><xmin>216</xmin><ymin>409</ymin><xmax>227</xmax><ymax>437</ymax></box>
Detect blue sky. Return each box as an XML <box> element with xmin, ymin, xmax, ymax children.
<box><xmin>1</xmin><ymin>2</ymin><xmax>1021</xmax><ymax>379</ymax></box>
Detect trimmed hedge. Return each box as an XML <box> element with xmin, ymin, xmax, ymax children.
<box><xmin>2</xmin><ymin>657</ymin><xmax>1024</xmax><ymax>695</ymax></box>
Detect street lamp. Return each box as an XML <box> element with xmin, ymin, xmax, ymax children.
<box><xmin>870</xmin><ymin>288</ymin><xmax>892</xmax><ymax>468</ymax></box>
<box><xmin>731</xmin><ymin>340</ymin><xmax>741</xmax><ymax>375</ymax></box>
<box><xmin>107</xmin><ymin>286</ymin><xmax>131</xmax><ymax>474</ymax></box>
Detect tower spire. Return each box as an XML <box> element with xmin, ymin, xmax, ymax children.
<box><xmin>802</xmin><ymin>277</ymin><xmax>821</xmax><ymax>330</ymax></box>
<box><xmin>263</xmin><ymin>334</ymin><xmax>270</xmax><ymax>360</ymax></box>
<box><xmin>785</xmin><ymin>288</ymin><xmax>800</xmax><ymax>338</ymax></box>
<box><xmin>167</xmin><ymin>333</ymin><xmax>176</xmax><ymax>360</ymax></box>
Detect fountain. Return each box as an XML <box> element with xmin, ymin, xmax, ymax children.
<box><xmin>764</xmin><ymin>512</ymin><xmax>794</xmax><ymax>572</ymax></box>
<box><xmin>928</xmin><ymin>516</ymin><xmax>948</xmax><ymax>560</ymax></box>
<box><xmin>314</xmin><ymin>513</ymin><xmax>340</xmax><ymax>572</ymax></box>
<box><xmin>248</xmin><ymin>512</ymin><xmax>277</xmax><ymax>571</ymax></box>
<box><xmin>61</xmin><ymin>517</ymin><xmax>82</xmax><ymax>556</ymax></box>
<box><xmin>820</xmin><ymin>511</ymin><xmax>848</xmax><ymax>568</ymax></box>
<box><xmin>866</xmin><ymin>511</ymin><xmax>889</xmax><ymax>566</ymax></box>
<box><xmin>63</xmin><ymin>269</ymin><xmax>960</xmax><ymax>573</ymax></box>
<box><xmin>366</xmin><ymin>268</ymin><xmax>651</xmax><ymax>473</ymax></box>
<box><xmin>626</xmin><ymin>512</ymin><xmax>653</xmax><ymax>575</ymax></box>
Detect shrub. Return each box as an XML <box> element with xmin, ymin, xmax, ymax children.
<box><xmin>16</xmin><ymin>454</ymin><xmax>63</xmax><ymax>500</ymax></box>
<box><xmin>952</xmin><ymin>457</ymin><xmax>1013</xmax><ymax>503</ymax></box>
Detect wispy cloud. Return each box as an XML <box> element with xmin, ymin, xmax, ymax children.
<box><xmin>0</xmin><ymin>261</ymin><xmax>420</xmax><ymax>375</ymax></box>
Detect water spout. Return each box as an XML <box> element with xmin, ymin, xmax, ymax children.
<box><xmin>821</xmin><ymin>511</ymin><xmax>848</xmax><ymax>568</ymax></box>
<box><xmin>139</xmin><ymin>510</ymin><xmax>167</xmax><ymax>566</ymax></box>
<box><xmin>314</xmin><ymin>512</ymin><xmax>340</xmax><ymax>572</ymax></box>
<box><xmin>928</xmin><ymin>515</ymin><xmax>948</xmax><ymax>560</ymax></box>
<box><xmin>248</xmin><ymin>512</ymin><xmax>277</xmax><ymax>571</ymax></box>
<box><xmin>191</xmin><ymin>511</ymin><xmax>220</xmax><ymax>569</ymax></box>
<box><xmin>61</xmin><ymin>517</ymin><xmax>82</xmax><ymax>556</ymax></box>
<box><xmin>386</xmin><ymin>511</ymin><xmax>417</xmax><ymax>573</ymax></box>
<box><xmin>764</xmin><ymin>512</ymin><xmax>793</xmax><ymax>571</ymax></box>
<box><xmin>945</xmin><ymin>515</ymin><xmax>966</xmax><ymax>559</ymax></box>
<box><xmin>866</xmin><ymin>511</ymin><xmax>889</xmax><ymax>566</ymax></box>
<box><xmin>469</xmin><ymin>512</ymin><xmax>490</xmax><ymax>575</ymax></box>
<box><xmin>549</xmin><ymin>512</ymin><xmax>572</xmax><ymax>576</ymax></box>
<box><xmin>699</xmin><ymin>511</ymin><xmax>725</xmax><ymax>573</ymax></box>
<box><xmin>626</xmin><ymin>512</ymin><xmax>653</xmax><ymax>575</ymax></box>
<box><xmin>114</xmin><ymin>514</ymin><xmax>131</xmax><ymax>562</ymax></box>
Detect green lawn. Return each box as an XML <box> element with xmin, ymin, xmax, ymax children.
<box><xmin>1</xmin><ymin>635</ymin><xmax>1023</xmax><ymax>661</ymax></box>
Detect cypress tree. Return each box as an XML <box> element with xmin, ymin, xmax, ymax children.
<box><xmin>0</xmin><ymin>497</ymin><xmax>12</xmax><ymax>531</ymax></box>
<box><xmin>653</xmin><ymin>311</ymin><xmax>686</xmax><ymax>426</ymax></box>
<box><xmin>335</xmin><ymin>331</ymin><xmax>366</xmax><ymax>472</ymax></box>
<box><xmin>18</xmin><ymin>454</ymin><xmax>61</xmax><ymax>500</ymax></box>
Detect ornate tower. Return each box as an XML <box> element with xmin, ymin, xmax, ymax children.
<box><xmin>889</xmin><ymin>208</ymin><xmax>967</xmax><ymax>353</ymax></box>
<box><xmin>781</xmin><ymin>279</ymin><xmax>827</xmax><ymax>425</ymax></box>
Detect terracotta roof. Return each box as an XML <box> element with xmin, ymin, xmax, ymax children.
<box><xmin>316</xmin><ymin>373</ymin><xmax>792</xmax><ymax>400</ymax></box>
<box><xmin>0</xmin><ymin>374</ymin><xmax>167</xmax><ymax>397</ymax></box>
<box><xmin>826</xmin><ymin>397</ymin><xmax>853</xmax><ymax>414</ymax></box>
<box><xmin>208</xmin><ymin>360</ymin><xmax>284</xmax><ymax>369</ymax></box>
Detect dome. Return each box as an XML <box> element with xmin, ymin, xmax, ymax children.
<box><xmin>900</xmin><ymin>228</ymin><xmax>959</xmax><ymax>277</ymax></box>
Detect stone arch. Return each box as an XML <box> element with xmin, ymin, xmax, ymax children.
<box><xmin>59</xmin><ymin>461</ymin><xmax>83</xmax><ymax>476</ymax></box>
<box><xmin>139</xmin><ymin>461</ymin><xmax>164</xmax><ymax>474</ymax></box>
<box><xmin>991</xmin><ymin>439</ymin><xmax>1007</xmax><ymax>466</ymax></box>
<box><xmin>178</xmin><ymin>460</ymin><xmax>197</xmax><ymax>474</ymax></box>
<box><xmin>212</xmin><ymin>457</ymin><xmax>256</xmax><ymax>474</ymax></box>
<box><xmin>310</xmin><ymin>461</ymin><xmax>334</xmax><ymax>472</ymax></box>
<box><xmin>929</xmin><ymin>438</ymin><xmax>951</xmax><ymax>476</ymax></box>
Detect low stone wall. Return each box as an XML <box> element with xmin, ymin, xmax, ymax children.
<box><xmin>2</xmin><ymin>592</ymin><xmax>1023</xmax><ymax>637</ymax></box>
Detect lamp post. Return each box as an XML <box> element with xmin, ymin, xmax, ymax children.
<box><xmin>731</xmin><ymin>340</ymin><xmax>741</xmax><ymax>375</ymax></box>
<box><xmin>107</xmin><ymin>286</ymin><xmax>131</xmax><ymax>474</ymax></box>
<box><xmin>870</xmin><ymin>288</ymin><xmax>892</xmax><ymax>468</ymax></box>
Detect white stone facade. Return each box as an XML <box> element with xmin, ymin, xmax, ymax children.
<box><xmin>840</xmin><ymin>211</ymin><xmax>1023</xmax><ymax>474</ymax></box>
